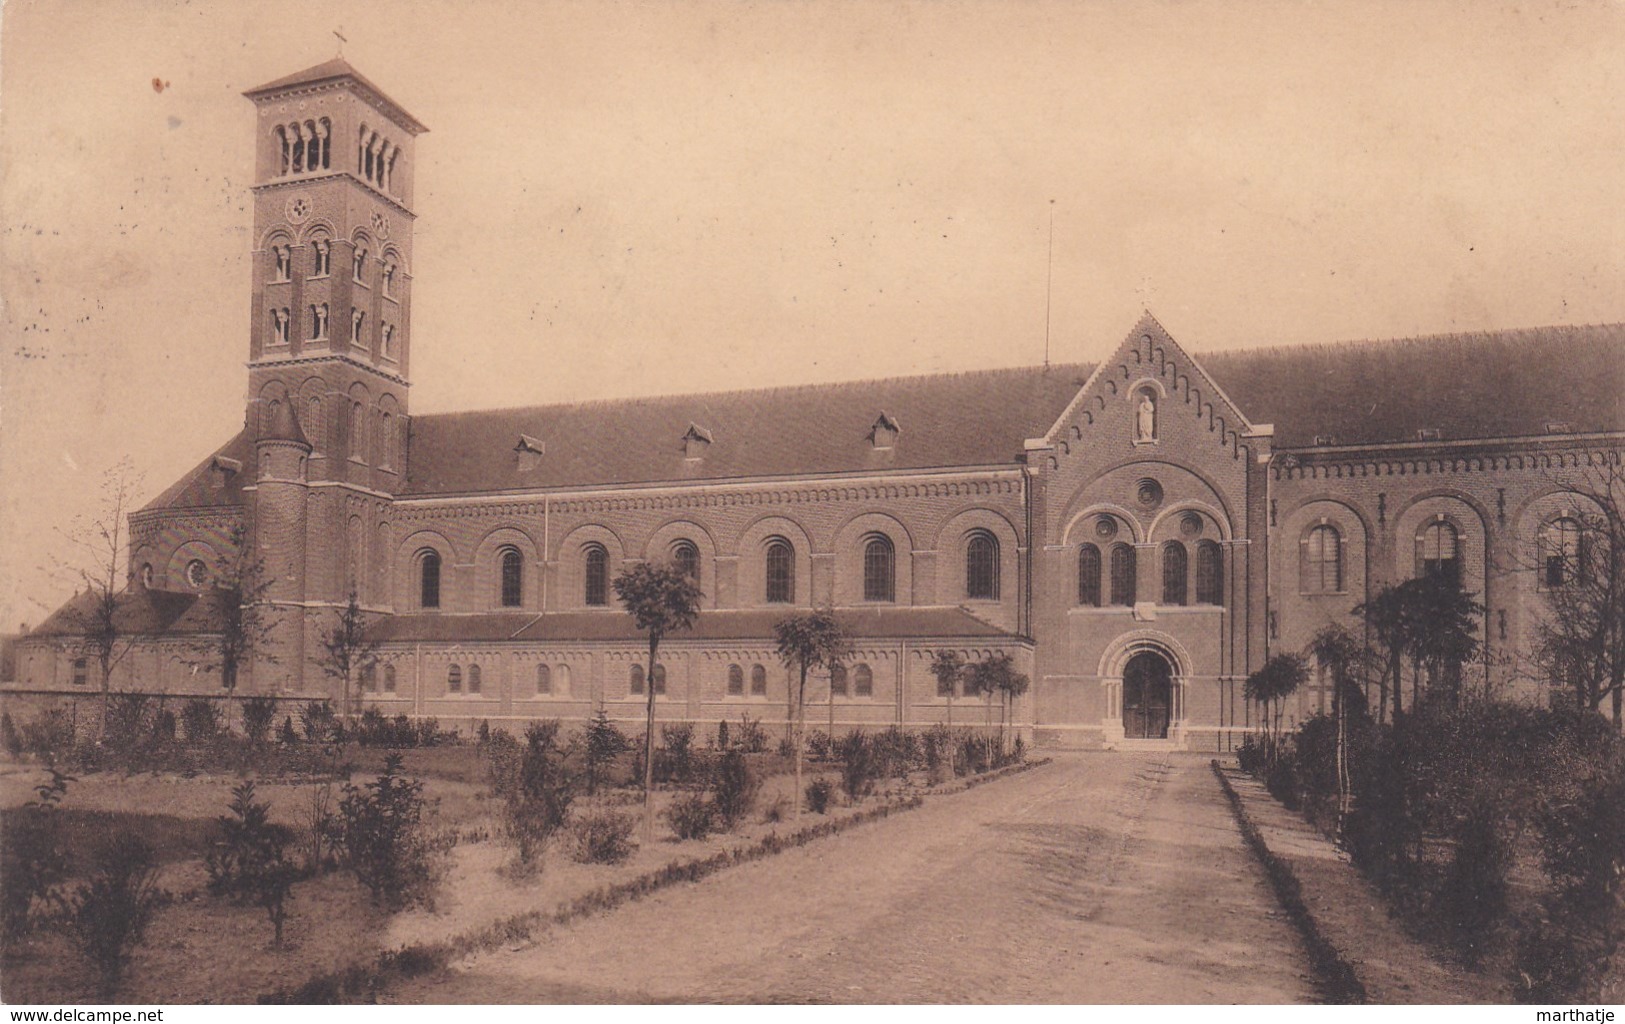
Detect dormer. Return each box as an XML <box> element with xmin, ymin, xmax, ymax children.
<box><xmin>209</xmin><ymin>455</ymin><xmax>243</xmax><ymax>490</ymax></box>
<box><xmin>869</xmin><ymin>412</ymin><xmax>901</xmax><ymax>450</ymax></box>
<box><xmin>514</xmin><ymin>434</ymin><xmax>545</xmax><ymax>472</ymax></box>
<box><xmin>1415</xmin><ymin>427</ymin><xmax>1442</xmax><ymax>442</ymax></box>
<box><xmin>682</xmin><ymin>424</ymin><xmax>713</xmax><ymax>461</ymax></box>
<box><xmin>1543</xmin><ymin>420</ymin><xmax>1573</xmax><ymax>435</ymax></box>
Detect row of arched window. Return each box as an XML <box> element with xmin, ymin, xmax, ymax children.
<box><xmin>1076</xmin><ymin>540</ymin><xmax>1223</xmax><ymax>607</ymax></box>
<box><xmin>266</xmin><ymin>241</ymin><xmax>397</xmax><ymax>295</ymax></box>
<box><xmin>274</xmin><ymin>119</ymin><xmax>332</xmax><ymax>176</ymax></box>
<box><xmin>358</xmin><ymin>124</ymin><xmax>400</xmax><ymax>192</ymax></box>
<box><xmin>418</xmin><ymin>531</ymin><xmax>1002</xmax><ymax>610</ymax></box>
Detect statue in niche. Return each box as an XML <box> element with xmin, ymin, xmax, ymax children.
<box><xmin>1136</xmin><ymin>392</ymin><xmax>1156</xmax><ymax>441</ymax></box>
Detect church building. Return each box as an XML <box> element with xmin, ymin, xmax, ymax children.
<box><xmin>10</xmin><ymin>60</ymin><xmax>1624</xmax><ymax>749</ymax></box>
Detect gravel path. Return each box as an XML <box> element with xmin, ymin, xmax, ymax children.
<box><xmin>396</xmin><ymin>753</ymin><xmax>1316</xmax><ymax>1003</ymax></box>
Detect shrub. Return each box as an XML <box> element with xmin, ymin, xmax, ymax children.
<box><xmin>761</xmin><ymin>795</ymin><xmax>788</xmax><ymax>823</ymax></box>
<box><xmin>1</xmin><ymin>712</ymin><xmax>20</xmax><ymax>758</ymax></box>
<box><xmin>872</xmin><ymin>726</ymin><xmax>917</xmax><ymax>778</ymax></box>
<box><xmin>20</xmin><ymin>707</ymin><xmax>76</xmax><ymax>758</ymax></box>
<box><xmin>299</xmin><ymin>700</ymin><xmax>336</xmax><ymax>743</ymax></box>
<box><xmin>302</xmin><ymin>783</ymin><xmax>336</xmax><ymax>874</ymax></box>
<box><xmin>805</xmin><ymin>776</ymin><xmax>834</xmax><ymax>815</ymax></box>
<box><xmin>330</xmin><ymin>753</ymin><xmax>444</xmax><ymax>910</ymax></box>
<box><xmin>477</xmin><ymin>719</ymin><xmax>491</xmax><ymax>745</ymax></box>
<box><xmin>1436</xmin><ymin>800</ymin><xmax>1512</xmax><ymax>964</ymax></box>
<box><xmin>203</xmin><ymin>781</ymin><xmax>299</xmax><ymax>946</ymax></box>
<box><xmin>503</xmin><ymin>723</ymin><xmax>575</xmax><ymax>868</ymax></box>
<box><xmin>660</xmin><ymin>722</ymin><xmax>696</xmax><ymax>784</ymax></box>
<box><xmin>415</xmin><ymin>717</ymin><xmax>442</xmax><ymax>747</ymax></box>
<box><xmin>715</xmin><ymin>718</ymin><xmax>730</xmax><ymax>751</ymax></box>
<box><xmin>582</xmin><ymin>708</ymin><xmax>630</xmax><ymax>794</ymax></box>
<box><xmin>836</xmin><ymin>731</ymin><xmax>877</xmax><ymax>802</ymax></box>
<box><xmin>151</xmin><ymin>708</ymin><xmax>177</xmax><ymax>746</ymax></box>
<box><xmin>103</xmin><ymin>692</ymin><xmax>154</xmax><ymax>756</ymax></box>
<box><xmin>736</xmin><ymin>713</ymin><xmax>767</xmax><ymax>754</ymax></box>
<box><xmin>922</xmin><ymin>726</ymin><xmax>952</xmax><ymax>783</ymax></box>
<box><xmin>1264</xmin><ymin>748</ymin><xmax>1302</xmax><ymax>810</ymax></box>
<box><xmin>806</xmin><ymin>730</ymin><xmax>832</xmax><ymax>761</ymax></box>
<box><xmin>60</xmin><ymin>834</ymin><xmax>165</xmax><ymax>997</ymax></box>
<box><xmin>241</xmin><ymin>696</ymin><xmax>278</xmax><ymax>747</ymax></box>
<box><xmin>666</xmin><ymin>792</ymin><xmax>714</xmax><ymax>840</ymax></box>
<box><xmin>955</xmin><ymin>734</ymin><xmax>993</xmax><ymax>776</ymax></box>
<box><xmin>1236</xmin><ymin>734</ymin><xmax>1266</xmax><ymax>774</ymax></box>
<box><xmin>2</xmin><ymin>766</ymin><xmax>74</xmax><ymax>941</ymax></box>
<box><xmin>777</xmin><ymin>736</ymin><xmax>795</xmax><ymax>758</ymax></box>
<box><xmin>279</xmin><ymin>715</ymin><xmax>299</xmax><ymax>746</ymax></box>
<box><xmin>570</xmin><ymin>809</ymin><xmax>636</xmax><ymax>864</ymax></box>
<box><xmin>710</xmin><ymin>748</ymin><xmax>759</xmax><ymax>829</ymax></box>
<box><xmin>181</xmin><ymin>699</ymin><xmax>223</xmax><ymax>743</ymax></box>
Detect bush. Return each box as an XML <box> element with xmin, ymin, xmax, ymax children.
<box><xmin>103</xmin><ymin>692</ymin><xmax>155</xmax><ymax>756</ymax></box>
<box><xmin>20</xmin><ymin>707</ymin><xmax>77</xmax><ymax>758</ymax></box>
<box><xmin>836</xmin><ymin>731</ymin><xmax>876</xmax><ymax>803</ymax></box>
<box><xmin>660</xmin><ymin>722</ymin><xmax>696</xmax><ymax>784</ymax></box>
<box><xmin>502</xmin><ymin>723</ymin><xmax>575</xmax><ymax>868</ymax></box>
<box><xmin>805</xmin><ymin>776</ymin><xmax>834</xmax><ymax>815</ymax></box>
<box><xmin>715</xmin><ymin>719</ymin><xmax>730</xmax><ymax>751</ymax></box>
<box><xmin>1</xmin><ymin>712</ymin><xmax>20</xmax><ymax>758</ymax></box>
<box><xmin>955</xmin><ymin>733</ymin><xmax>994</xmax><ymax>776</ymax></box>
<box><xmin>203</xmin><ymin>780</ymin><xmax>299</xmax><ymax>946</ymax></box>
<box><xmin>415</xmin><ymin>717</ymin><xmax>442</xmax><ymax>747</ymax></box>
<box><xmin>570</xmin><ymin>809</ymin><xmax>636</xmax><ymax>864</ymax></box>
<box><xmin>922</xmin><ymin>726</ymin><xmax>952</xmax><ymax>783</ymax></box>
<box><xmin>710</xmin><ymin>748</ymin><xmax>758</xmax><ymax>829</ymax></box>
<box><xmin>1</xmin><ymin>766</ymin><xmax>74</xmax><ymax>941</ymax></box>
<box><xmin>583</xmin><ymin>708</ymin><xmax>630</xmax><ymax>794</ymax></box>
<box><xmin>279</xmin><ymin>715</ymin><xmax>299</xmax><ymax>746</ymax></box>
<box><xmin>872</xmin><ymin>726</ymin><xmax>917</xmax><ymax>778</ymax></box>
<box><xmin>736</xmin><ymin>713</ymin><xmax>767</xmax><ymax>754</ymax></box>
<box><xmin>665</xmin><ymin>792</ymin><xmax>714</xmax><ymax>840</ymax></box>
<box><xmin>806</xmin><ymin>729</ymin><xmax>832</xmax><ymax>761</ymax></box>
<box><xmin>60</xmin><ymin>834</ymin><xmax>165</xmax><ymax>996</ymax></box>
<box><xmin>300</xmin><ymin>700</ymin><xmax>337</xmax><ymax>743</ymax></box>
<box><xmin>1236</xmin><ymin>733</ymin><xmax>1266</xmax><ymax>774</ymax></box>
<box><xmin>330</xmin><ymin>753</ymin><xmax>444</xmax><ymax>910</ymax></box>
<box><xmin>181</xmin><ymin>699</ymin><xmax>223</xmax><ymax>743</ymax></box>
<box><xmin>241</xmin><ymin>697</ymin><xmax>278</xmax><ymax>747</ymax></box>
<box><xmin>151</xmin><ymin>708</ymin><xmax>177</xmax><ymax>746</ymax></box>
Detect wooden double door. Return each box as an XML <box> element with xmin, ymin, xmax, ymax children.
<box><xmin>1122</xmin><ymin>651</ymin><xmax>1172</xmax><ymax>740</ymax></box>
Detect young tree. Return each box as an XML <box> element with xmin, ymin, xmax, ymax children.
<box><xmin>1357</xmin><ymin>583</ymin><xmax>1416</xmax><ymax>725</ymax></box>
<box><xmin>1305</xmin><ymin>624</ymin><xmax>1369</xmax><ymax>832</ymax></box>
<box><xmin>1408</xmin><ymin>574</ymin><xmax>1484</xmax><ymax>707</ymax></box>
<box><xmin>612</xmin><ymin>561</ymin><xmax>703</xmax><ymax>843</ymax></box>
<box><xmin>963</xmin><ymin>652</ymin><xmax>1028</xmax><ymax>755</ymax></box>
<box><xmin>1532</xmin><ymin>459</ymin><xmax>1625</xmax><ymax>727</ymax></box>
<box><xmin>773</xmin><ymin>610</ymin><xmax>853</xmax><ymax>824</ymax></box>
<box><xmin>185</xmin><ymin>524</ymin><xmax>278</xmax><ymax>709</ymax></box>
<box><xmin>929</xmin><ymin>650</ymin><xmax>966</xmax><ymax>729</ymax></box>
<box><xmin>316</xmin><ymin>588</ymin><xmax>377</xmax><ymax>724</ymax></box>
<box><xmin>51</xmin><ymin>459</ymin><xmax>143</xmax><ymax>733</ymax></box>
<box><xmin>1244</xmin><ymin>652</ymin><xmax>1308</xmax><ymax>765</ymax></box>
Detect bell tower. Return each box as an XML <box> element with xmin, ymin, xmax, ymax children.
<box><xmin>238</xmin><ymin>61</ymin><xmax>427</xmax><ymax>690</ymax></box>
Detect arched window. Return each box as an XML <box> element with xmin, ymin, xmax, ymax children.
<box><xmin>270</xmin><ymin>307</ymin><xmax>290</xmax><ymax>345</ymax></box>
<box><xmin>750</xmin><ymin>663</ymin><xmax>767</xmax><ymax>696</ymax></box>
<box><xmin>275</xmin><ymin>126</ymin><xmax>290</xmax><ymax>175</ymax></box>
<box><xmin>1161</xmin><ymin>542</ymin><xmax>1187</xmax><ymax>606</ymax></box>
<box><xmin>672</xmin><ymin>540</ymin><xmax>700</xmax><ymax>581</ymax></box>
<box><xmin>352</xmin><ymin>246</ymin><xmax>368</xmax><ymax>284</ymax></box>
<box><xmin>1418</xmin><ymin>521</ymin><xmax>1459</xmax><ymax>584</ymax></box>
<box><xmin>556</xmin><ymin>665</ymin><xmax>571</xmax><ymax>696</ymax></box>
<box><xmin>310</xmin><ymin>303</ymin><xmax>329</xmax><ymax>339</ymax></box>
<box><xmin>447</xmin><ymin>664</ymin><xmax>462</xmax><ymax>693</ymax></box>
<box><xmin>727</xmin><ymin>664</ymin><xmax>744</xmax><ymax>696</ymax></box>
<box><xmin>312</xmin><ymin>239</ymin><xmax>332</xmax><ymax>277</ymax></box>
<box><xmin>863</xmin><ymin>535</ymin><xmax>895</xmax><ymax>602</ymax></box>
<box><xmin>1078</xmin><ymin>544</ymin><xmax>1102</xmax><ymax>607</ymax></box>
<box><xmin>360</xmin><ymin>663</ymin><xmax>376</xmax><ymax>693</ymax></box>
<box><xmin>1195</xmin><ymin>540</ymin><xmax>1223</xmax><ymax>605</ymax></box>
<box><xmin>966</xmin><ymin>532</ymin><xmax>999</xmax><ymax>600</ymax></box>
<box><xmin>1109</xmin><ymin>544</ymin><xmax>1137</xmax><ymax>606</ymax></box>
<box><xmin>499</xmin><ymin>547</ymin><xmax>523</xmax><ymax>607</ymax></box>
<box><xmin>830</xmin><ymin>663</ymin><xmax>848</xmax><ymax>697</ymax></box>
<box><xmin>584</xmin><ymin>544</ymin><xmax>608</xmax><ymax>606</ymax></box>
<box><xmin>419</xmin><ymin>550</ymin><xmax>441</xmax><ymax>609</ymax></box>
<box><xmin>272</xmin><ymin>245</ymin><xmax>291</xmax><ymax>282</ymax></box>
<box><xmin>651</xmin><ymin>664</ymin><xmax>667</xmax><ymax>695</ymax></box>
<box><xmin>1301</xmin><ymin>525</ymin><xmax>1342</xmax><ymax>594</ymax></box>
<box><xmin>383</xmin><ymin>664</ymin><xmax>397</xmax><ymax>693</ymax></box>
<box><xmin>1541</xmin><ymin>517</ymin><xmax>1585</xmax><ymax>588</ymax></box>
<box><xmin>629</xmin><ymin>663</ymin><xmax>644</xmax><ymax>695</ymax></box>
<box><xmin>765</xmin><ymin>539</ymin><xmax>794</xmax><ymax>603</ymax></box>
<box><xmin>536</xmin><ymin>663</ymin><xmax>551</xmax><ymax>696</ymax></box>
<box><xmin>382</xmin><ymin>259</ymin><xmax>397</xmax><ymax>297</ymax></box>
<box><xmin>854</xmin><ymin>663</ymin><xmax>873</xmax><ymax>698</ymax></box>
<box><xmin>467</xmin><ymin>664</ymin><xmax>482</xmax><ymax>694</ymax></box>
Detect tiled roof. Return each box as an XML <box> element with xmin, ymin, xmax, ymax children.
<box><xmin>139</xmin><ymin>430</ymin><xmax>254</xmax><ymax>513</ymax></box>
<box><xmin>242</xmin><ymin>59</ymin><xmax>428</xmax><ymax>133</ymax></box>
<box><xmin>370</xmin><ymin>606</ymin><xmax>1024</xmax><ymax>645</ymax></box>
<box><xmin>400</xmin><ymin>365</ymin><xmax>1093</xmax><ymax>496</ymax></box>
<box><xmin>30</xmin><ymin>588</ymin><xmax>223</xmax><ymax>638</ymax></box>
<box><xmin>143</xmin><ymin>322</ymin><xmax>1625</xmax><ymax>514</ymax></box>
<box><xmin>1205</xmin><ymin>323</ymin><xmax>1625</xmax><ymax>448</ymax></box>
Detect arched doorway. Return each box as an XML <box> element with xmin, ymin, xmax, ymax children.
<box><xmin>1122</xmin><ymin>650</ymin><xmax>1172</xmax><ymax>740</ymax></box>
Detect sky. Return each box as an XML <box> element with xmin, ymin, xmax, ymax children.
<box><xmin>2</xmin><ymin>0</ymin><xmax>1623</xmax><ymax>630</ymax></box>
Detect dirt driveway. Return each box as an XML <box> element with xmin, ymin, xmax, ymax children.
<box><xmin>397</xmin><ymin>753</ymin><xmax>1315</xmax><ymax>1004</ymax></box>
